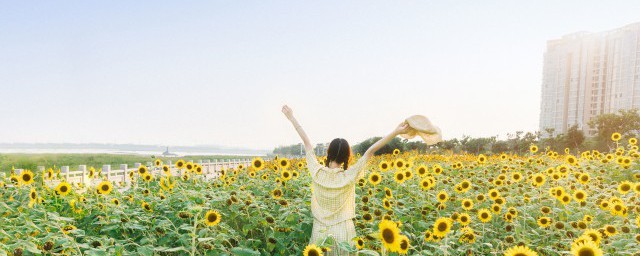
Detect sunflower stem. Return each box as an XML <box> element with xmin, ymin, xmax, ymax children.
<box><xmin>191</xmin><ymin>210</ymin><xmax>199</xmax><ymax>256</ymax></box>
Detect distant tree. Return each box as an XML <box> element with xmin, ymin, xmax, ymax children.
<box><xmin>588</xmin><ymin>109</ymin><xmax>640</xmax><ymax>150</ymax></box>
<box><xmin>491</xmin><ymin>141</ymin><xmax>509</xmax><ymax>154</ymax></box>
<box><xmin>352</xmin><ymin>137</ymin><xmax>404</xmax><ymax>156</ymax></box>
<box><xmin>461</xmin><ymin>136</ymin><xmax>495</xmax><ymax>154</ymax></box>
<box><xmin>438</xmin><ymin>138</ymin><xmax>459</xmax><ymax>152</ymax></box>
<box><xmin>563</xmin><ymin>125</ymin><xmax>585</xmax><ymax>151</ymax></box>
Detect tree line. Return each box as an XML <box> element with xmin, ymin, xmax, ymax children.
<box><xmin>273</xmin><ymin>109</ymin><xmax>640</xmax><ymax>156</ymax></box>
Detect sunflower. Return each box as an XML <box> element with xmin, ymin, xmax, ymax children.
<box><xmin>138</xmin><ymin>165</ymin><xmax>148</xmax><ymax>175</ymax></box>
<box><xmin>603</xmin><ymin>225</ymin><xmax>616</xmax><ymax>236</ymax></box>
<box><xmin>429</xmin><ymin>165</ymin><xmax>442</xmax><ymax>176</ymax></box>
<box><xmin>611</xmin><ymin>132</ymin><xmax>622</xmax><ymax>141</ymax></box>
<box><xmin>436</xmin><ymin>191</ymin><xmax>449</xmax><ymax>203</ymax></box>
<box><xmin>394</xmin><ymin>170</ymin><xmax>406</xmax><ymax>184</ymax></box>
<box><xmin>570</xmin><ymin>240</ymin><xmax>602</xmax><ymax>256</ymax></box>
<box><xmin>204</xmin><ymin>210</ymin><xmax>221</xmax><ymax>226</ymax></box>
<box><xmin>395</xmin><ymin>158</ymin><xmax>407</xmax><ymax>170</ymax></box>
<box><xmin>383</xmin><ymin>198</ymin><xmax>393</xmax><ymax>210</ymax></box>
<box><xmin>530</xmin><ymin>145</ymin><xmax>539</xmax><ymax>153</ymax></box>
<box><xmin>491</xmin><ymin>204</ymin><xmax>502</xmax><ymax>214</ymax></box>
<box><xmin>379</xmin><ymin>161</ymin><xmax>390</xmax><ymax>172</ymax></box>
<box><xmin>618</xmin><ymin>181</ymin><xmax>633</xmax><ymax>194</ymax></box>
<box><xmin>537</xmin><ymin>217</ymin><xmax>552</xmax><ymax>228</ymax></box>
<box><xmin>511</xmin><ymin>172</ymin><xmax>522</xmax><ymax>182</ymax></box>
<box><xmin>354</xmin><ymin>237</ymin><xmax>365</xmax><ymax>249</ymax></box>
<box><xmin>458</xmin><ymin>213</ymin><xmax>471</xmax><ymax>226</ymax></box>
<box><xmin>251</xmin><ymin>157</ymin><xmax>265</xmax><ymax>171</ymax></box>
<box><xmin>369</xmin><ymin>172</ymin><xmax>382</xmax><ymax>186</ymax></box>
<box><xmin>97</xmin><ymin>181</ymin><xmax>113</xmax><ymax>195</ymax></box>
<box><xmin>477</xmin><ymin>154</ymin><xmax>487</xmax><ymax>164</ymax></box>
<box><xmin>378</xmin><ymin>220</ymin><xmax>401</xmax><ymax>252</ymax></box>
<box><xmin>61</xmin><ymin>225</ymin><xmax>77</xmax><ymax>235</ymax></box>
<box><xmin>141</xmin><ymin>202</ymin><xmax>152</xmax><ymax>212</ymax></box>
<box><xmin>281</xmin><ymin>170</ymin><xmax>292</xmax><ymax>181</ymax></box>
<box><xmin>154</xmin><ymin>159</ymin><xmax>162</xmax><ymax>167</ymax></box>
<box><xmin>531</xmin><ymin>173</ymin><xmax>546</xmax><ymax>187</ymax></box>
<box><xmin>504</xmin><ymin>245</ymin><xmax>538</xmax><ymax>256</ymax></box>
<box><xmin>175</xmin><ymin>160</ymin><xmax>185</xmax><ymax>169</ymax></box>
<box><xmin>55</xmin><ymin>181</ymin><xmax>72</xmax><ymax>196</ymax></box>
<box><xmin>582</xmin><ymin>229</ymin><xmax>602</xmax><ymax>245</ymax></box>
<box><xmin>278</xmin><ymin>158</ymin><xmax>290</xmax><ymax>169</ymax></box>
<box><xmin>433</xmin><ymin>217</ymin><xmax>453</xmax><ymax>237</ymax></box>
<box><xmin>303</xmin><ymin>244</ymin><xmax>323</xmax><ymax>256</ymax></box>
<box><xmin>397</xmin><ymin>235</ymin><xmax>410</xmax><ymax>254</ymax></box>
<box><xmin>578</xmin><ymin>173</ymin><xmax>590</xmax><ymax>184</ymax></box>
<box><xmin>393</xmin><ymin>149</ymin><xmax>400</xmax><ymax>155</ymax></box>
<box><xmin>185</xmin><ymin>162</ymin><xmax>194</xmax><ymax>172</ymax></box>
<box><xmin>488</xmin><ymin>189</ymin><xmax>500</xmax><ymax>200</ymax></box>
<box><xmin>416</xmin><ymin>165</ymin><xmax>428</xmax><ymax>176</ymax></box>
<box><xmin>111</xmin><ymin>198</ymin><xmax>120</xmax><ymax>206</ymax></box>
<box><xmin>573</xmin><ymin>190</ymin><xmax>587</xmax><ymax>202</ymax></box>
<box><xmin>385</xmin><ymin>187</ymin><xmax>393</xmax><ymax>198</ymax></box>
<box><xmin>160</xmin><ymin>165</ymin><xmax>171</xmax><ymax>175</ymax></box>
<box><xmin>46</xmin><ymin>168</ymin><xmax>54</xmax><ymax>180</ymax></box>
<box><xmin>29</xmin><ymin>187</ymin><xmax>38</xmax><ymax>202</ymax></box>
<box><xmin>478</xmin><ymin>209</ymin><xmax>492</xmax><ymax>223</ymax></box>
<box><xmin>20</xmin><ymin>170</ymin><xmax>35</xmax><ymax>186</ymax></box>
<box><xmin>420</xmin><ymin>177</ymin><xmax>434</xmax><ymax>190</ymax></box>
<box><xmin>271</xmin><ymin>188</ymin><xmax>283</xmax><ymax>199</ymax></box>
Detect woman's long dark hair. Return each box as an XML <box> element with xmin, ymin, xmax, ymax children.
<box><xmin>326</xmin><ymin>138</ymin><xmax>351</xmax><ymax>169</ymax></box>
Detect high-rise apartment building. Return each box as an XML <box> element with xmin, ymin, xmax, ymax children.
<box><xmin>539</xmin><ymin>22</ymin><xmax>640</xmax><ymax>136</ymax></box>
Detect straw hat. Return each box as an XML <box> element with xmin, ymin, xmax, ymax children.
<box><xmin>400</xmin><ymin>115</ymin><xmax>442</xmax><ymax>145</ymax></box>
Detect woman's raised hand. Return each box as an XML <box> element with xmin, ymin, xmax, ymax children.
<box><xmin>281</xmin><ymin>105</ymin><xmax>294</xmax><ymax>120</ymax></box>
<box><xmin>394</xmin><ymin>121</ymin><xmax>411</xmax><ymax>135</ymax></box>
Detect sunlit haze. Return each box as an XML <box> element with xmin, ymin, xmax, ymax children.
<box><xmin>2</xmin><ymin>1</ymin><xmax>639</xmax><ymax>150</ymax></box>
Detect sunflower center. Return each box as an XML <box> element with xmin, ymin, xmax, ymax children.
<box><xmin>437</xmin><ymin>222</ymin><xmax>447</xmax><ymax>231</ymax></box>
<box><xmin>578</xmin><ymin>248</ymin><xmax>595</xmax><ymax>256</ymax></box>
<box><xmin>208</xmin><ymin>213</ymin><xmax>217</xmax><ymax>222</ymax></box>
<box><xmin>382</xmin><ymin>228</ymin><xmax>395</xmax><ymax>243</ymax></box>
<box><xmin>400</xmin><ymin>239</ymin><xmax>408</xmax><ymax>250</ymax></box>
<box><xmin>23</xmin><ymin>174</ymin><xmax>31</xmax><ymax>182</ymax></box>
<box><xmin>481</xmin><ymin>213</ymin><xmax>489</xmax><ymax>218</ymax></box>
<box><xmin>60</xmin><ymin>186</ymin><xmax>68</xmax><ymax>192</ymax></box>
<box><xmin>308</xmin><ymin>249</ymin><xmax>319</xmax><ymax>256</ymax></box>
<box><xmin>101</xmin><ymin>185</ymin><xmax>109</xmax><ymax>191</ymax></box>
<box><xmin>372</xmin><ymin>175</ymin><xmax>379</xmax><ymax>182</ymax></box>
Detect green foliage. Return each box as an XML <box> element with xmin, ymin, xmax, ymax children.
<box><xmin>588</xmin><ymin>109</ymin><xmax>640</xmax><ymax>150</ymax></box>
<box><xmin>351</xmin><ymin>137</ymin><xmax>406</xmax><ymax>156</ymax></box>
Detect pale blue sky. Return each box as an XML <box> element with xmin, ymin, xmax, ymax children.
<box><xmin>1</xmin><ymin>1</ymin><xmax>639</xmax><ymax>150</ymax></box>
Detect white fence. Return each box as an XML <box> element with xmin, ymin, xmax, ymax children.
<box><xmin>9</xmin><ymin>158</ymin><xmax>253</xmax><ymax>189</ymax></box>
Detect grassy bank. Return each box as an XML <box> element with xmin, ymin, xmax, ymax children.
<box><xmin>0</xmin><ymin>153</ymin><xmax>258</xmax><ymax>173</ymax></box>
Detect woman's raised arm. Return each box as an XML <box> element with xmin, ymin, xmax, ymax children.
<box><xmin>282</xmin><ymin>105</ymin><xmax>313</xmax><ymax>152</ymax></box>
<box><xmin>362</xmin><ymin>121</ymin><xmax>410</xmax><ymax>160</ymax></box>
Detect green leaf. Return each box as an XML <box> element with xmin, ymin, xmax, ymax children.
<box><xmin>137</xmin><ymin>246</ymin><xmax>154</xmax><ymax>256</ymax></box>
<box><xmin>197</xmin><ymin>237</ymin><xmax>215</xmax><ymax>242</ymax></box>
<box><xmin>230</xmin><ymin>247</ymin><xmax>260</xmax><ymax>256</ymax></box>
<box><xmin>357</xmin><ymin>249</ymin><xmax>380</xmax><ymax>256</ymax></box>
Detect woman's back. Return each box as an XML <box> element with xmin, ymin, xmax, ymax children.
<box><xmin>306</xmin><ymin>151</ymin><xmax>367</xmax><ymax>226</ymax></box>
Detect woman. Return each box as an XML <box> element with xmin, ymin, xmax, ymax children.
<box><xmin>282</xmin><ymin>105</ymin><xmax>409</xmax><ymax>255</ymax></box>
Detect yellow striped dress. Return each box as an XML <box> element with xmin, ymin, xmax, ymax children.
<box><xmin>306</xmin><ymin>150</ymin><xmax>368</xmax><ymax>256</ymax></box>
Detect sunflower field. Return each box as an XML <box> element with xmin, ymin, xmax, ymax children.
<box><xmin>1</xmin><ymin>135</ymin><xmax>640</xmax><ymax>256</ymax></box>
